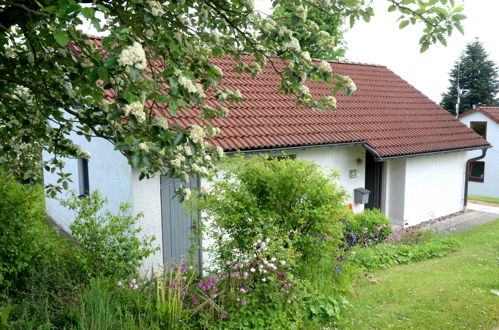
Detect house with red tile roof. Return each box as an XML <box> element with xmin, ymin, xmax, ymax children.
<box><xmin>459</xmin><ymin>106</ymin><xmax>499</xmax><ymax>198</ymax></box>
<box><xmin>44</xmin><ymin>53</ymin><xmax>489</xmax><ymax>270</ymax></box>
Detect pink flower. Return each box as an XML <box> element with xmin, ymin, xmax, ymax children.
<box><xmin>237</xmin><ymin>263</ymin><xmax>244</xmax><ymax>269</ymax></box>
<box><xmin>221</xmin><ymin>313</ymin><xmax>228</xmax><ymax>319</ymax></box>
<box><xmin>241</xmin><ymin>300</ymin><xmax>247</xmax><ymax>305</ymax></box>
<box><xmin>226</xmin><ymin>260</ymin><xmax>232</xmax><ymax>265</ymax></box>
<box><xmin>130</xmin><ymin>279</ymin><xmax>137</xmax><ymax>284</ymax></box>
<box><xmin>287</xmin><ymin>299</ymin><xmax>292</xmax><ymax>304</ymax></box>
<box><xmin>62</xmin><ymin>296</ymin><xmax>68</xmax><ymax>301</ymax></box>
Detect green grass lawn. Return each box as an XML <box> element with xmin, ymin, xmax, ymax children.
<box><xmin>336</xmin><ymin>219</ymin><xmax>499</xmax><ymax>329</ymax></box>
<box><xmin>469</xmin><ymin>194</ymin><xmax>499</xmax><ymax>205</ymax></box>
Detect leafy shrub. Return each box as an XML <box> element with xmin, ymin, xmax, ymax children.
<box><xmin>0</xmin><ymin>177</ymin><xmax>45</xmax><ymax>295</ymax></box>
<box><xmin>0</xmin><ymin>176</ymin><xmax>87</xmax><ymax>327</ymax></box>
<box><xmin>194</xmin><ymin>154</ymin><xmax>349</xmax><ymax>271</ymax></box>
<box><xmin>344</xmin><ymin>209</ymin><xmax>392</xmax><ymax>247</ymax></box>
<box><xmin>61</xmin><ymin>190</ymin><xmax>158</xmax><ymax>278</ymax></box>
<box><xmin>350</xmin><ymin>235</ymin><xmax>459</xmax><ymax>271</ymax></box>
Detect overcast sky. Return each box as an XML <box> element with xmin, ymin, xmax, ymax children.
<box><xmin>255</xmin><ymin>0</ymin><xmax>499</xmax><ymax>104</ymax></box>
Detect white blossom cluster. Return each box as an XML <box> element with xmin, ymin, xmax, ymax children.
<box><xmin>183</xmin><ymin>188</ymin><xmax>192</xmax><ymax>200</ymax></box>
<box><xmin>192</xmin><ymin>163</ymin><xmax>209</xmax><ymax>175</ymax></box>
<box><xmin>324</xmin><ymin>96</ymin><xmax>337</xmax><ymax>108</ymax></box>
<box><xmin>179</xmin><ymin>76</ymin><xmax>205</xmax><ymax>98</ymax></box>
<box><xmin>301</xmin><ymin>51</ymin><xmax>312</xmax><ymax>62</ymax></box>
<box><xmin>204</xmin><ymin>126</ymin><xmax>220</xmax><ymax>138</ymax></box>
<box><xmin>343</xmin><ymin>76</ymin><xmax>357</xmax><ymax>92</ymax></box>
<box><xmin>170</xmin><ymin>152</ymin><xmax>185</xmax><ymax>168</ymax></box>
<box><xmin>295</xmin><ymin>5</ymin><xmax>308</xmax><ymax>21</ymax></box>
<box><xmin>216</xmin><ymin>89</ymin><xmax>242</xmax><ymax>102</ymax></box>
<box><xmin>299</xmin><ymin>84</ymin><xmax>310</xmax><ymax>96</ymax></box>
<box><xmin>139</xmin><ymin>142</ymin><xmax>150</xmax><ymax>152</ymax></box>
<box><xmin>212</xmin><ymin>65</ymin><xmax>223</xmax><ymax>77</ymax></box>
<box><xmin>189</xmin><ymin>124</ymin><xmax>205</xmax><ymax>143</ymax></box>
<box><xmin>215</xmin><ymin>146</ymin><xmax>224</xmax><ymax>158</ymax></box>
<box><xmin>153</xmin><ymin>116</ymin><xmax>169</xmax><ymax>130</ymax></box>
<box><xmin>123</xmin><ymin>101</ymin><xmax>146</xmax><ymax>123</ymax></box>
<box><xmin>278</xmin><ymin>26</ymin><xmax>292</xmax><ymax>37</ymax></box>
<box><xmin>211</xmin><ymin>30</ymin><xmax>223</xmax><ymax>43</ymax></box>
<box><xmin>318</xmin><ymin>31</ymin><xmax>335</xmax><ymax>50</ymax></box>
<box><xmin>318</xmin><ymin>60</ymin><xmax>333</xmax><ymax>74</ymax></box>
<box><xmin>282</xmin><ymin>37</ymin><xmax>301</xmax><ymax>52</ymax></box>
<box><xmin>146</xmin><ymin>0</ymin><xmax>164</xmax><ymax>17</ymax></box>
<box><xmin>118</xmin><ymin>42</ymin><xmax>147</xmax><ymax>70</ymax></box>
<box><xmin>264</xmin><ymin>18</ymin><xmax>276</xmax><ymax>31</ymax></box>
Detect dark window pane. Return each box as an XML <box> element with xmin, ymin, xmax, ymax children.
<box><xmin>470</xmin><ymin>162</ymin><xmax>484</xmax><ymax>181</ymax></box>
<box><xmin>470</xmin><ymin>122</ymin><xmax>487</xmax><ymax>138</ymax></box>
<box><xmin>78</xmin><ymin>158</ymin><xmax>90</xmax><ymax>196</ymax></box>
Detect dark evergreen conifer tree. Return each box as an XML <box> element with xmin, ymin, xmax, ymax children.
<box><xmin>441</xmin><ymin>39</ymin><xmax>499</xmax><ymax>115</ymax></box>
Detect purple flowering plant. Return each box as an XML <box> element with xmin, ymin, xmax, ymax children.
<box><xmin>342</xmin><ymin>209</ymin><xmax>392</xmax><ymax>248</ymax></box>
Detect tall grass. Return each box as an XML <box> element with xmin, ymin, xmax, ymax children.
<box><xmin>77</xmin><ymin>278</ymin><xmax>122</xmax><ymax>329</ymax></box>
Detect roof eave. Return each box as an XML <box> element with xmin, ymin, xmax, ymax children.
<box><xmin>373</xmin><ymin>144</ymin><xmax>492</xmax><ymax>161</ymax></box>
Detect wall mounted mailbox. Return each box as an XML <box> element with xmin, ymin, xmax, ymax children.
<box><xmin>354</xmin><ymin>188</ymin><xmax>371</xmax><ymax>204</ymax></box>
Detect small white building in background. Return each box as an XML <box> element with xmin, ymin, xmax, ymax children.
<box><xmin>43</xmin><ymin>41</ymin><xmax>489</xmax><ymax>271</ymax></box>
<box><xmin>459</xmin><ymin>106</ymin><xmax>499</xmax><ymax>198</ymax></box>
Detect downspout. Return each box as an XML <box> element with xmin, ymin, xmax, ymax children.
<box><xmin>463</xmin><ymin>148</ymin><xmax>488</xmax><ymax>210</ymax></box>
<box><xmin>363</xmin><ymin>143</ymin><xmax>383</xmax><ymax>161</ymax></box>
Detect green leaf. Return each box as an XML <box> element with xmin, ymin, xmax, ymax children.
<box><xmin>420</xmin><ymin>43</ymin><xmax>430</xmax><ymax>53</ymax></box>
<box><xmin>173</xmin><ymin>132</ymin><xmax>184</xmax><ymax>146</ymax></box>
<box><xmin>115</xmin><ymin>143</ymin><xmax>129</xmax><ymax>150</ymax></box>
<box><xmin>97</xmin><ymin>67</ymin><xmax>109</xmax><ymax>81</ymax></box>
<box><xmin>81</xmin><ymin>7</ymin><xmax>95</xmax><ymax>19</ymax></box>
<box><xmin>437</xmin><ymin>35</ymin><xmax>447</xmax><ymax>46</ymax></box>
<box><xmin>123</xmin><ymin>91</ymin><xmax>139</xmax><ymax>103</ymax></box>
<box><xmin>53</xmin><ymin>30</ymin><xmax>69</xmax><ymax>47</ymax></box>
<box><xmin>399</xmin><ymin>20</ymin><xmax>410</xmax><ymax>29</ymax></box>
<box><xmin>157</xmin><ymin>95</ymin><xmax>169</xmax><ymax>103</ymax></box>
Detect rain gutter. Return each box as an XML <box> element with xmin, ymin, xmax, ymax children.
<box><xmin>224</xmin><ymin>141</ymin><xmax>491</xmax><ymax>164</ymax></box>
<box><xmin>223</xmin><ymin>141</ymin><xmax>363</xmax><ymax>155</ymax></box>
<box><xmin>370</xmin><ymin>145</ymin><xmax>492</xmax><ymax>161</ymax></box>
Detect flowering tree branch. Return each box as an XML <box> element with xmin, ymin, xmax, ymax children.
<box><xmin>0</xmin><ymin>0</ymin><xmax>465</xmax><ymax>198</ymax></box>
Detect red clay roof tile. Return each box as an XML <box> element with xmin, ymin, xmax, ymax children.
<box><xmin>91</xmin><ymin>37</ymin><xmax>488</xmax><ymax>157</ymax></box>
<box><xmin>459</xmin><ymin>106</ymin><xmax>499</xmax><ymax>124</ymax></box>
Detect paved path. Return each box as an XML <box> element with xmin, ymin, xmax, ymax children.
<box><xmin>422</xmin><ymin>208</ymin><xmax>499</xmax><ymax>234</ymax></box>
<box><xmin>468</xmin><ymin>202</ymin><xmax>499</xmax><ymax>214</ymax></box>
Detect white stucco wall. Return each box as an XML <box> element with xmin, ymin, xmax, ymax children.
<box><xmin>43</xmin><ymin>135</ymin><xmax>133</xmax><ymax>233</ymax></box>
<box><xmin>294</xmin><ymin>145</ymin><xmax>367</xmax><ymax>213</ymax></box>
<box><xmin>131</xmin><ymin>169</ymin><xmax>163</xmax><ymax>275</ymax></box>
<box><xmin>459</xmin><ymin>112</ymin><xmax>499</xmax><ymax>198</ymax></box>
<box><xmin>387</xmin><ymin>151</ymin><xmax>467</xmax><ymax>226</ymax></box>
<box><xmin>383</xmin><ymin>158</ymin><xmax>406</xmax><ymax>225</ymax></box>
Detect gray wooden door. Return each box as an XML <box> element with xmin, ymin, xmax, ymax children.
<box><xmin>160</xmin><ymin>176</ymin><xmax>201</xmax><ymax>267</ymax></box>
